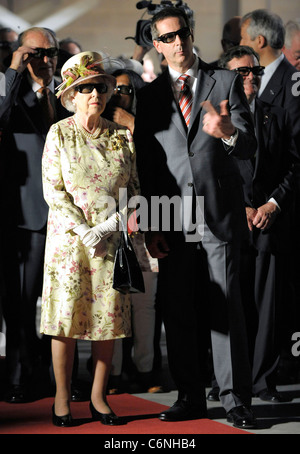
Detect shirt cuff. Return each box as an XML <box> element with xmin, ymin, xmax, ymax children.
<box><xmin>222</xmin><ymin>129</ymin><xmax>239</xmax><ymax>147</ymax></box>
<box><xmin>268</xmin><ymin>198</ymin><xmax>281</xmax><ymax>211</ymax></box>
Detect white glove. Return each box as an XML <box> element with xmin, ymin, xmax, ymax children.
<box><xmin>81</xmin><ymin>213</ymin><xmax>119</xmax><ymax>248</ymax></box>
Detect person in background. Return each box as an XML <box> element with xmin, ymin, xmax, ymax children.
<box><xmin>210</xmin><ymin>16</ymin><xmax>241</xmax><ymax>67</ymax></box>
<box><xmin>240</xmin><ymin>8</ymin><xmax>300</xmax><ymax>386</ymax></box>
<box><xmin>103</xmin><ymin>68</ymin><xmax>161</xmax><ymax>394</ymax></box>
<box><xmin>59</xmin><ymin>37</ymin><xmax>82</xmax><ymax>55</ymax></box>
<box><xmin>103</xmin><ymin>68</ymin><xmax>145</xmax><ymax>134</ymax></box>
<box><xmin>240</xmin><ymin>9</ymin><xmax>300</xmax><ymax>152</ymax></box>
<box><xmin>134</xmin><ymin>6</ymin><xmax>257</xmax><ymax>429</ymax></box>
<box><xmin>0</xmin><ymin>26</ymin><xmax>70</xmax><ymax>403</ymax></box>
<box><xmin>40</xmin><ymin>51</ymin><xmax>140</xmax><ymax>426</ymax></box>
<box><xmin>217</xmin><ymin>45</ymin><xmax>300</xmax><ymax>402</ymax></box>
<box><xmin>54</xmin><ymin>38</ymin><xmax>83</xmax><ymax>82</ymax></box>
<box><xmin>283</xmin><ymin>20</ymin><xmax>300</xmax><ymax>71</ymax></box>
<box><xmin>221</xmin><ymin>16</ymin><xmax>242</xmax><ymax>52</ymax></box>
<box><xmin>0</xmin><ymin>27</ymin><xmax>18</xmax><ymax>72</ymax></box>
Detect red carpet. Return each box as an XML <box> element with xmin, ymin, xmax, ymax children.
<box><xmin>0</xmin><ymin>394</ymin><xmax>251</xmax><ymax>434</ymax></box>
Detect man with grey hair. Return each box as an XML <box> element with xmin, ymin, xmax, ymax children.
<box><xmin>283</xmin><ymin>20</ymin><xmax>300</xmax><ymax>71</ymax></box>
<box><xmin>218</xmin><ymin>45</ymin><xmax>300</xmax><ymax>403</ymax></box>
<box><xmin>241</xmin><ymin>9</ymin><xmax>300</xmax><ymax>394</ymax></box>
<box><xmin>0</xmin><ymin>27</ymin><xmax>70</xmax><ymax>403</ymax></box>
<box><xmin>240</xmin><ymin>9</ymin><xmax>300</xmax><ymax>129</ymax></box>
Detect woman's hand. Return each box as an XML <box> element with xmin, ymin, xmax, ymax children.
<box><xmin>81</xmin><ymin>213</ymin><xmax>119</xmax><ymax>248</ymax></box>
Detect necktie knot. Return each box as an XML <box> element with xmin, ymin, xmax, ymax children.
<box><xmin>38</xmin><ymin>86</ymin><xmax>49</xmax><ymax>95</ymax></box>
<box><xmin>178</xmin><ymin>74</ymin><xmax>190</xmax><ymax>86</ymax></box>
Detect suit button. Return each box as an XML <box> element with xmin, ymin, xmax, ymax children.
<box><xmin>188</xmin><ymin>182</ymin><xmax>193</xmax><ymax>187</ymax></box>
<box><xmin>188</xmin><ymin>152</ymin><xmax>194</xmax><ymax>157</ymax></box>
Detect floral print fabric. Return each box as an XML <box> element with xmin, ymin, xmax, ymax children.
<box><xmin>40</xmin><ymin>115</ymin><xmax>140</xmax><ymax>340</ymax></box>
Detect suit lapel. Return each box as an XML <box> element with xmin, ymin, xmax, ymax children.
<box><xmin>254</xmin><ymin>100</ymin><xmax>273</xmax><ymax>179</ymax></box>
<box><xmin>160</xmin><ymin>70</ymin><xmax>186</xmax><ymax>138</ymax></box>
<box><xmin>254</xmin><ymin>103</ymin><xmax>263</xmax><ymax>177</ymax></box>
<box><xmin>259</xmin><ymin>58</ymin><xmax>286</xmax><ymax>104</ymax></box>
<box><xmin>20</xmin><ymin>79</ymin><xmax>48</xmax><ymax>136</ymax></box>
<box><xmin>190</xmin><ymin>63</ymin><xmax>216</xmax><ymax>127</ymax></box>
<box><xmin>166</xmin><ymin>60</ymin><xmax>216</xmax><ymax>138</ymax></box>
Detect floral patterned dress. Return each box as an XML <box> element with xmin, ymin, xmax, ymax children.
<box><xmin>40</xmin><ymin>115</ymin><xmax>140</xmax><ymax>341</ymax></box>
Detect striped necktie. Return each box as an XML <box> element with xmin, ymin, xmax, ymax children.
<box><xmin>38</xmin><ymin>87</ymin><xmax>55</xmax><ymax>128</ymax></box>
<box><xmin>178</xmin><ymin>74</ymin><xmax>193</xmax><ymax>126</ymax></box>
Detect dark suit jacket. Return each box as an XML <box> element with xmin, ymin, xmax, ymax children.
<box><xmin>134</xmin><ymin>58</ymin><xmax>256</xmax><ymax>246</ymax></box>
<box><xmin>259</xmin><ymin>56</ymin><xmax>300</xmax><ymax>151</ymax></box>
<box><xmin>236</xmin><ymin>98</ymin><xmax>300</xmax><ymax>253</ymax></box>
<box><xmin>0</xmin><ymin>68</ymin><xmax>70</xmax><ymax>231</ymax></box>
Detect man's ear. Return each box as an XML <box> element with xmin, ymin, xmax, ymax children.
<box><xmin>153</xmin><ymin>39</ymin><xmax>162</xmax><ymax>54</ymax></box>
<box><xmin>257</xmin><ymin>34</ymin><xmax>267</xmax><ymax>49</ymax></box>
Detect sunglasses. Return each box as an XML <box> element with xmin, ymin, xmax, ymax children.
<box><xmin>156</xmin><ymin>27</ymin><xmax>192</xmax><ymax>44</ymax></box>
<box><xmin>32</xmin><ymin>47</ymin><xmax>59</xmax><ymax>59</ymax></box>
<box><xmin>234</xmin><ymin>66</ymin><xmax>265</xmax><ymax>76</ymax></box>
<box><xmin>114</xmin><ymin>85</ymin><xmax>133</xmax><ymax>95</ymax></box>
<box><xmin>75</xmin><ymin>83</ymin><xmax>108</xmax><ymax>94</ymax></box>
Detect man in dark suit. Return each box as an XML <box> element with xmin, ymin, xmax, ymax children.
<box><xmin>134</xmin><ymin>7</ymin><xmax>257</xmax><ymax>429</ymax></box>
<box><xmin>240</xmin><ymin>8</ymin><xmax>300</xmax><ymax>387</ymax></box>
<box><xmin>218</xmin><ymin>45</ymin><xmax>300</xmax><ymax>402</ymax></box>
<box><xmin>240</xmin><ymin>9</ymin><xmax>300</xmax><ymax>142</ymax></box>
<box><xmin>0</xmin><ymin>27</ymin><xmax>70</xmax><ymax>402</ymax></box>
<box><xmin>283</xmin><ymin>20</ymin><xmax>300</xmax><ymax>71</ymax></box>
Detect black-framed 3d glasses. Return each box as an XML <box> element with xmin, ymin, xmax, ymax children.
<box><xmin>234</xmin><ymin>66</ymin><xmax>265</xmax><ymax>76</ymax></box>
<box><xmin>156</xmin><ymin>26</ymin><xmax>192</xmax><ymax>44</ymax></box>
<box><xmin>32</xmin><ymin>47</ymin><xmax>59</xmax><ymax>58</ymax></box>
<box><xmin>75</xmin><ymin>83</ymin><xmax>108</xmax><ymax>94</ymax></box>
<box><xmin>114</xmin><ymin>85</ymin><xmax>133</xmax><ymax>95</ymax></box>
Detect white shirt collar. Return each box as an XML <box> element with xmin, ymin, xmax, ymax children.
<box><xmin>258</xmin><ymin>53</ymin><xmax>284</xmax><ymax>96</ymax></box>
<box><xmin>168</xmin><ymin>54</ymin><xmax>199</xmax><ymax>100</ymax></box>
<box><xmin>168</xmin><ymin>54</ymin><xmax>199</xmax><ymax>84</ymax></box>
<box><xmin>30</xmin><ymin>77</ymin><xmax>55</xmax><ymax>94</ymax></box>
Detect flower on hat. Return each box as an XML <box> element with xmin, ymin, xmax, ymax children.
<box><xmin>56</xmin><ymin>54</ymin><xmax>104</xmax><ymax>98</ymax></box>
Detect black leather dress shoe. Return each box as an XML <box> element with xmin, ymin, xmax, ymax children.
<box><xmin>226</xmin><ymin>405</ymin><xmax>257</xmax><ymax>429</ymax></box>
<box><xmin>52</xmin><ymin>404</ymin><xmax>73</xmax><ymax>427</ymax></box>
<box><xmin>206</xmin><ymin>387</ymin><xmax>220</xmax><ymax>401</ymax></box>
<box><xmin>257</xmin><ymin>388</ymin><xmax>285</xmax><ymax>403</ymax></box>
<box><xmin>71</xmin><ymin>385</ymin><xmax>85</xmax><ymax>402</ymax></box>
<box><xmin>90</xmin><ymin>401</ymin><xmax>122</xmax><ymax>425</ymax></box>
<box><xmin>159</xmin><ymin>400</ymin><xmax>207</xmax><ymax>422</ymax></box>
<box><xmin>5</xmin><ymin>385</ymin><xmax>27</xmax><ymax>403</ymax></box>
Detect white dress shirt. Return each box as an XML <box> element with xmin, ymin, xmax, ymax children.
<box><xmin>258</xmin><ymin>53</ymin><xmax>284</xmax><ymax>97</ymax></box>
<box><xmin>168</xmin><ymin>56</ymin><xmax>238</xmax><ymax>146</ymax></box>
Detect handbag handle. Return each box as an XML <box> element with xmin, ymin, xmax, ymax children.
<box><xmin>119</xmin><ymin>212</ymin><xmax>130</xmax><ymax>248</ymax></box>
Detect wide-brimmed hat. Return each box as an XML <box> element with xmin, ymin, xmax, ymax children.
<box><xmin>56</xmin><ymin>51</ymin><xmax>116</xmax><ymax>109</ymax></box>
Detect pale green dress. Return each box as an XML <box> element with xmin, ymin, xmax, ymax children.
<box><xmin>40</xmin><ymin>115</ymin><xmax>140</xmax><ymax>341</ymax></box>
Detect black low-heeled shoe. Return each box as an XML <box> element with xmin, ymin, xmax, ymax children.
<box><xmin>89</xmin><ymin>401</ymin><xmax>121</xmax><ymax>425</ymax></box>
<box><xmin>52</xmin><ymin>404</ymin><xmax>73</xmax><ymax>427</ymax></box>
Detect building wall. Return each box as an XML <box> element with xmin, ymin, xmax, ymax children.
<box><xmin>1</xmin><ymin>0</ymin><xmax>300</xmax><ymax>71</ymax></box>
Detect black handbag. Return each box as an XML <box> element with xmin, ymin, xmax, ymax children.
<box><xmin>113</xmin><ymin>216</ymin><xmax>145</xmax><ymax>295</ymax></box>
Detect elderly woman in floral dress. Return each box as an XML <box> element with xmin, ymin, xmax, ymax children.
<box><xmin>40</xmin><ymin>51</ymin><xmax>140</xmax><ymax>426</ymax></box>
